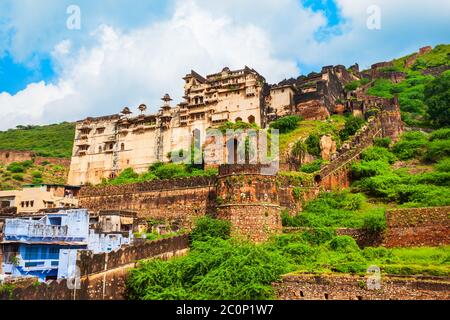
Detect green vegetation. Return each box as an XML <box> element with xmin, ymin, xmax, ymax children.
<box><xmin>339</xmin><ymin>116</ymin><xmax>366</xmax><ymax>141</ymax></box>
<box><xmin>352</xmin><ymin>130</ymin><xmax>450</xmax><ymax>207</ymax></box>
<box><xmin>424</xmin><ymin>70</ymin><xmax>450</xmax><ymax>127</ymax></box>
<box><xmin>102</xmin><ymin>163</ymin><xmax>218</xmax><ymax>186</ymax></box>
<box><xmin>0</xmin><ymin>160</ymin><xmax>68</xmax><ymax>190</ymax></box>
<box><xmin>127</xmin><ymin>218</ymin><xmax>450</xmax><ymax>300</ymax></box>
<box><xmin>0</xmin><ymin>122</ymin><xmax>75</xmax><ymax>158</ymax></box>
<box><xmin>282</xmin><ymin>191</ymin><xmax>386</xmax><ymax>230</ymax></box>
<box><xmin>305</xmin><ymin>134</ymin><xmax>321</xmax><ymax>157</ymax></box>
<box><xmin>278</xmin><ymin>116</ymin><xmax>346</xmax><ymax>156</ymax></box>
<box><xmin>269</xmin><ymin>116</ymin><xmax>304</xmax><ymax>134</ymax></box>
<box><xmin>366</xmin><ymin>45</ymin><xmax>450</xmax><ymax>127</ymax></box>
<box><xmin>299</xmin><ymin>159</ymin><xmax>323</xmax><ymax>173</ymax></box>
<box><xmin>216</xmin><ymin>121</ymin><xmax>259</xmax><ymax>133</ymax></box>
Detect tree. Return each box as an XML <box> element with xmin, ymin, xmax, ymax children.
<box><xmin>424</xmin><ymin>70</ymin><xmax>450</xmax><ymax>127</ymax></box>
<box><xmin>292</xmin><ymin>140</ymin><xmax>307</xmax><ymax>166</ymax></box>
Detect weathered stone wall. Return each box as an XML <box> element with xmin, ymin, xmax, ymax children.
<box><xmin>0</xmin><ymin>150</ymin><xmax>34</xmax><ymax>166</ymax></box>
<box><xmin>34</xmin><ymin>156</ymin><xmax>71</xmax><ymax>167</ymax></box>
<box><xmin>273</xmin><ymin>273</ymin><xmax>450</xmax><ymax>300</ymax></box>
<box><xmin>78</xmin><ymin>177</ymin><xmax>216</xmax><ymax>229</ymax></box>
<box><xmin>384</xmin><ymin>207</ymin><xmax>450</xmax><ymax>248</ymax></box>
<box><xmin>216</xmin><ymin>165</ymin><xmax>282</xmax><ymax>242</ymax></box>
<box><xmin>0</xmin><ymin>235</ymin><xmax>190</xmax><ymax>300</ymax></box>
<box><xmin>278</xmin><ymin>186</ymin><xmax>320</xmax><ymax>215</ymax></box>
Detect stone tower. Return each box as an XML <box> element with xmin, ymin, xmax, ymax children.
<box><xmin>216</xmin><ymin>164</ymin><xmax>282</xmax><ymax>242</ymax></box>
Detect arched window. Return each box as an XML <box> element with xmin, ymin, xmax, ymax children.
<box><xmin>248</xmin><ymin>115</ymin><xmax>255</xmax><ymax>124</ymax></box>
<box><xmin>235</xmin><ymin>117</ymin><xmax>243</xmax><ymax>123</ymax></box>
<box><xmin>121</xmin><ymin>143</ymin><xmax>125</xmax><ymax>151</ymax></box>
<box><xmin>98</xmin><ymin>146</ymin><xmax>103</xmax><ymax>153</ymax></box>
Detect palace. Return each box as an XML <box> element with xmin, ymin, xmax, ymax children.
<box><xmin>68</xmin><ymin>65</ymin><xmax>355</xmax><ymax>185</ymax></box>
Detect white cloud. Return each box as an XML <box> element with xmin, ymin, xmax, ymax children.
<box><xmin>0</xmin><ymin>0</ymin><xmax>299</xmax><ymax>130</ymax></box>
<box><xmin>0</xmin><ymin>0</ymin><xmax>449</xmax><ymax>130</ymax></box>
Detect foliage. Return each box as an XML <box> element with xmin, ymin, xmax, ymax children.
<box><xmin>361</xmin><ymin>147</ymin><xmax>397</xmax><ymax>164</ymax></box>
<box><xmin>373</xmin><ymin>137</ymin><xmax>392</xmax><ymax>148</ymax></box>
<box><xmin>283</xmin><ymin>191</ymin><xmax>380</xmax><ymax>229</ymax></box>
<box><xmin>269</xmin><ymin>116</ymin><xmax>303</xmax><ymax>134</ymax></box>
<box><xmin>429</xmin><ymin>128</ymin><xmax>450</xmax><ymax>141</ymax></box>
<box><xmin>278</xmin><ymin>171</ymin><xmax>314</xmax><ymax>187</ymax></box>
<box><xmin>300</xmin><ymin>159</ymin><xmax>323</xmax><ymax>173</ymax></box>
<box><xmin>362</xmin><ymin>209</ymin><xmax>387</xmax><ymax>233</ymax></box>
<box><xmin>344</xmin><ymin>81</ymin><xmax>360</xmax><ymax>92</ymax></box>
<box><xmin>424</xmin><ymin>70</ymin><xmax>450</xmax><ymax>127</ymax></box>
<box><xmin>339</xmin><ymin>116</ymin><xmax>365</xmax><ymax>141</ymax></box>
<box><xmin>104</xmin><ymin>164</ymin><xmax>218</xmax><ymax>186</ymax></box>
<box><xmin>0</xmin><ymin>122</ymin><xmax>75</xmax><ymax>158</ymax></box>
<box><xmin>351</xmin><ymin>160</ymin><xmax>392</xmax><ymax>179</ymax></box>
<box><xmin>216</xmin><ymin>121</ymin><xmax>260</xmax><ymax>134</ymax></box>
<box><xmin>190</xmin><ymin>217</ymin><xmax>231</xmax><ymax>242</ymax></box>
<box><xmin>392</xmin><ymin>131</ymin><xmax>428</xmax><ymax>160</ymax></box>
<box><xmin>305</xmin><ymin>134</ymin><xmax>321</xmax><ymax>157</ymax></box>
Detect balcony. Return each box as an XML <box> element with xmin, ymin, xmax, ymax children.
<box><xmin>4</xmin><ymin>219</ymin><xmax>69</xmax><ymax>240</ymax></box>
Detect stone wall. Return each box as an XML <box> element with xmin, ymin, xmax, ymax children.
<box><xmin>78</xmin><ymin>177</ymin><xmax>216</xmax><ymax>229</ymax></box>
<box><xmin>384</xmin><ymin>207</ymin><xmax>450</xmax><ymax>248</ymax></box>
<box><xmin>0</xmin><ymin>235</ymin><xmax>190</xmax><ymax>300</ymax></box>
<box><xmin>273</xmin><ymin>273</ymin><xmax>450</xmax><ymax>300</ymax></box>
<box><xmin>216</xmin><ymin>166</ymin><xmax>282</xmax><ymax>242</ymax></box>
<box><xmin>0</xmin><ymin>150</ymin><xmax>34</xmax><ymax>166</ymax></box>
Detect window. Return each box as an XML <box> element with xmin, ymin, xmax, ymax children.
<box><xmin>30</xmin><ymin>201</ymin><xmax>34</xmax><ymax>207</ymax></box>
<box><xmin>121</xmin><ymin>143</ymin><xmax>125</xmax><ymax>151</ymax></box>
<box><xmin>24</xmin><ymin>246</ymin><xmax>39</xmax><ymax>260</ymax></box>
<box><xmin>49</xmin><ymin>247</ymin><xmax>59</xmax><ymax>260</ymax></box>
<box><xmin>248</xmin><ymin>115</ymin><xmax>256</xmax><ymax>124</ymax></box>
<box><xmin>21</xmin><ymin>202</ymin><xmax>25</xmax><ymax>208</ymax></box>
<box><xmin>99</xmin><ymin>146</ymin><xmax>103</xmax><ymax>153</ymax></box>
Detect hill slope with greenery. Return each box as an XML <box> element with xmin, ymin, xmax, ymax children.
<box><xmin>0</xmin><ymin>122</ymin><xmax>75</xmax><ymax>158</ymax></box>
<box><xmin>366</xmin><ymin>44</ymin><xmax>450</xmax><ymax>127</ymax></box>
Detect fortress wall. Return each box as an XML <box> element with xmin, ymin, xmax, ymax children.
<box><xmin>273</xmin><ymin>273</ymin><xmax>450</xmax><ymax>300</ymax></box>
<box><xmin>78</xmin><ymin>177</ymin><xmax>216</xmax><ymax>229</ymax></box>
<box><xmin>384</xmin><ymin>207</ymin><xmax>450</xmax><ymax>248</ymax></box>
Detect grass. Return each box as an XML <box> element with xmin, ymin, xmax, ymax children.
<box><xmin>278</xmin><ymin>115</ymin><xmax>346</xmax><ymax>156</ymax></box>
<box><xmin>0</xmin><ymin>122</ymin><xmax>75</xmax><ymax>158</ymax></box>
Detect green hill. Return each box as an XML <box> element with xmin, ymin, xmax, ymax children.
<box><xmin>367</xmin><ymin>44</ymin><xmax>450</xmax><ymax>127</ymax></box>
<box><xmin>0</xmin><ymin>122</ymin><xmax>75</xmax><ymax>158</ymax></box>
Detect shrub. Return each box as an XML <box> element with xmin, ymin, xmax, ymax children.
<box><xmin>300</xmin><ymin>160</ymin><xmax>323</xmax><ymax>173</ymax></box>
<box><xmin>329</xmin><ymin>236</ymin><xmax>360</xmax><ymax>253</ymax></box>
<box><xmin>424</xmin><ymin>70</ymin><xmax>450</xmax><ymax>127</ymax></box>
<box><xmin>339</xmin><ymin>116</ymin><xmax>365</xmax><ymax>141</ymax></box>
<box><xmin>429</xmin><ymin>128</ymin><xmax>450</xmax><ymax>141</ymax></box>
<box><xmin>435</xmin><ymin>158</ymin><xmax>450</xmax><ymax>172</ymax></box>
<box><xmin>361</xmin><ymin>147</ymin><xmax>397</xmax><ymax>164</ymax></box>
<box><xmin>423</xmin><ymin>139</ymin><xmax>450</xmax><ymax>162</ymax></box>
<box><xmin>344</xmin><ymin>81</ymin><xmax>360</xmax><ymax>92</ymax></box>
<box><xmin>352</xmin><ymin>160</ymin><xmax>392</xmax><ymax>179</ymax></box>
<box><xmin>305</xmin><ymin>134</ymin><xmax>321</xmax><ymax>157</ymax></box>
<box><xmin>190</xmin><ymin>217</ymin><xmax>231</xmax><ymax>242</ymax></box>
<box><xmin>269</xmin><ymin>116</ymin><xmax>303</xmax><ymax>134</ymax></box>
<box><xmin>7</xmin><ymin>162</ymin><xmax>25</xmax><ymax>173</ymax></box>
<box><xmin>31</xmin><ymin>171</ymin><xmax>42</xmax><ymax>179</ymax></box>
<box><xmin>373</xmin><ymin>137</ymin><xmax>392</xmax><ymax>148</ymax></box>
<box><xmin>362</xmin><ymin>209</ymin><xmax>387</xmax><ymax>234</ymax></box>
<box><xmin>12</xmin><ymin>173</ymin><xmax>24</xmax><ymax>181</ymax></box>
<box><xmin>392</xmin><ymin>131</ymin><xmax>428</xmax><ymax>160</ymax></box>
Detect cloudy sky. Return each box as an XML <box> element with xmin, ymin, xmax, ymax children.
<box><xmin>0</xmin><ymin>0</ymin><xmax>449</xmax><ymax>130</ymax></box>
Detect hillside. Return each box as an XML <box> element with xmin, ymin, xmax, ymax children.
<box><xmin>0</xmin><ymin>160</ymin><xmax>69</xmax><ymax>190</ymax></box>
<box><xmin>364</xmin><ymin>44</ymin><xmax>450</xmax><ymax>127</ymax></box>
<box><xmin>0</xmin><ymin>122</ymin><xmax>75</xmax><ymax>158</ymax></box>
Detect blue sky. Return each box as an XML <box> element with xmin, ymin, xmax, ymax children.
<box><xmin>0</xmin><ymin>0</ymin><xmax>449</xmax><ymax>130</ymax></box>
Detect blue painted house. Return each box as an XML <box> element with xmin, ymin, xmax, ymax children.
<box><xmin>1</xmin><ymin>209</ymin><xmax>89</xmax><ymax>281</ymax></box>
<box><xmin>1</xmin><ymin>209</ymin><xmax>134</xmax><ymax>282</ymax></box>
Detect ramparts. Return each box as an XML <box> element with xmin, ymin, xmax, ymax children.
<box><xmin>273</xmin><ymin>273</ymin><xmax>450</xmax><ymax>300</ymax></box>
